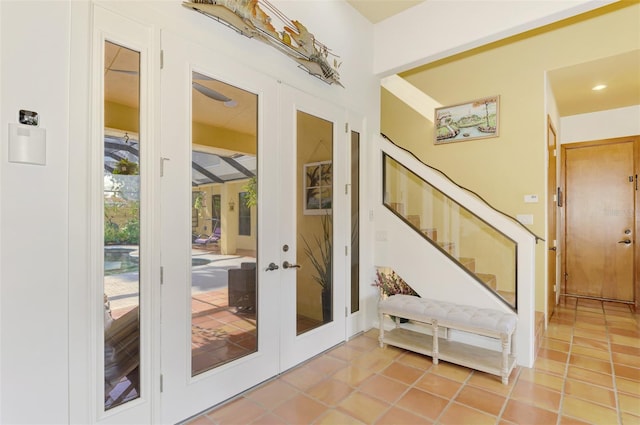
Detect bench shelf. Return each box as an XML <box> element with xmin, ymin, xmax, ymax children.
<box><xmin>438</xmin><ymin>338</ymin><xmax>516</xmax><ymax>378</ymax></box>
<box><xmin>380</xmin><ymin>327</ymin><xmax>434</xmax><ymax>357</ymax></box>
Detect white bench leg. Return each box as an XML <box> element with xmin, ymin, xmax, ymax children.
<box><xmin>501</xmin><ymin>333</ymin><xmax>510</xmax><ymax>385</ymax></box>
<box><xmin>432</xmin><ymin>320</ymin><xmax>439</xmax><ymax>365</ymax></box>
<box><xmin>379</xmin><ymin>311</ymin><xmax>385</xmax><ymax>348</ymax></box>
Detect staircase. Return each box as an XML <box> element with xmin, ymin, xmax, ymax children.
<box><xmin>394</xmin><ymin>209</ymin><xmax>516</xmax><ymax>308</ymax></box>
<box><xmin>377</xmin><ymin>133</ymin><xmax>541</xmax><ymax>368</ymax></box>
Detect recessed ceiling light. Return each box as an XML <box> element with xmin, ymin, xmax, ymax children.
<box><xmin>592</xmin><ymin>84</ymin><xmax>607</xmax><ymax>91</ymax></box>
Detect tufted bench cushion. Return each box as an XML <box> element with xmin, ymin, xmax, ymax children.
<box><xmin>379</xmin><ymin>294</ymin><xmax>517</xmax><ymax>335</ymax></box>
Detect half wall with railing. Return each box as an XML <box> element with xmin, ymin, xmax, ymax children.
<box><xmin>374</xmin><ymin>134</ymin><xmax>541</xmax><ymax>367</ymax></box>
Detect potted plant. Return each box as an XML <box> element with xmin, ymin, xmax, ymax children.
<box><xmin>373</xmin><ymin>269</ymin><xmax>419</xmax><ymax>298</ymax></box>
<box><xmin>302</xmin><ymin>213</ymin><xmax>332</xmax><ymax>323</ymax></box>
<box><xmin>373</xmin><ymin>269</ymin><xmax>419</xmax><ymax>323</ymax></box>
<box><xmin>112</xmin><ymin>158</ymin><xmax>139</xmax><ymax>175</ymax></box>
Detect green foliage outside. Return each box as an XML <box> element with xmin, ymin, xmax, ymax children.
<box><xmin>104</xmin><ymin>200</ymin><xmax>140</xmax><ymax>245</ymax></box>
<box><xmin>242</xmin><ymin>176</ymin><xmax>257</xmax><ymax>208</ymax></box>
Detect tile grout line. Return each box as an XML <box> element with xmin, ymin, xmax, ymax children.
<box><xmin>554</xmin><ymin>298</ymin><xmax>577</xmax><ymax>425</ymax></box>
<box><xmin>494</xmin><ymin>365</ymin><xmax>521</xmax><ymax>423</ymax></box>
<box><xmin>431</xmin><ymin>368</ymin><xmax>477</xmax><ymax>424</ymax></box>
<box><xmin>604</xmin><ymin>304</ymin><xmax>623</xmax><ymax>425</ymax></box>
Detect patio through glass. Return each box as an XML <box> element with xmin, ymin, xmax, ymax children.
<box><xmin>190</xmin><ymin>71</ymin><xmax>259</xmax><ymax>376</ymax></box>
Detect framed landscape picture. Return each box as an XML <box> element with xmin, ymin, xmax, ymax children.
<box><xmin>434</xmin><ymin>96</ymin><xmax>500</xmax><ymax>144</ymax></box>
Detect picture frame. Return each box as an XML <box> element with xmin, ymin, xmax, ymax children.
<box><xmin>303</xmin><ymin>160</ymin><xmax>332</xmax><ymax>215</ymax></box>
<box><xmin>434</xmin><ymin>95</ymin><xmax>500</xmax><ymax>144</ymax></box>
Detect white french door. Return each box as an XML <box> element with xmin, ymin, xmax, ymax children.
<box><xmin>278</xmin><ymin>86</ymin><xmax>348</xmax><ymax>371</ymax></box>
<box><xmin>159</xmin><ymin>31</ymin><xmax>348</xmax><ymax>422</ymax></box>
<box><xmin>159</xmin><ymin>31</ymin><xmax>280</xmax><ymax>423</ymax></box>
<box><xmin>83</xmin><ymin>5</ymin><xmax>354</xmax><ymax>424</ymax></box>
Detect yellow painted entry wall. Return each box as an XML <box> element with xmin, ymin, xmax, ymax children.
<box><xmin>382</xmin><ymin>2</ymin><xmax>640</xmax><ymax>311</ymax></box>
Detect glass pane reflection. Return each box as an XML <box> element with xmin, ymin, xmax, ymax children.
<box><xmin>103</xmin><ymin>40</ymin><xmax>141</xmax><ymax>410</ymax></box>
<box><xmin>296</xmin><ymin>111</ymin><xmax>334</xmax><ymax>335</ymax></box>
<box><xmin>190</xmin><ymin>72</ymin><xmax>258</xmax><ymax>376</ymax></box>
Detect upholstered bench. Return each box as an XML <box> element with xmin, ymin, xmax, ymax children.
<box><xmin>378</xmin><ymin>294</ymin><xmax>517</xmax><ymax>384</ymax></box>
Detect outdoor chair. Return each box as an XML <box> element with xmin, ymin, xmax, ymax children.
<box><xmin>104</xmin><ymin>305</ymin><xmax>140</xmax><ymax>405</ymax></box>
<box><xmin>194</xmin><ymin>227</ymin><xmax>221</xmax><ymax>246</ymax></box>
<box><xmin>228</xmin><ymin>262</ymin><xmax>257</xmax><ymax>311</ymax></box>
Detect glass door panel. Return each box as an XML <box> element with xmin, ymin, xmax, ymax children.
<box><xmin>103</xmin><ymin>40</ymin><xmax>141</xmax><ymax>411</ymax></box>
<box><xmin>296</xmin><ymin>112</ymin><xmax>333</xmax><ymax>334</ymax></box>
<box><xmin>350</xmin><ymin>130</ymin><xmax>360</xmax><ymax>314</ymax></box>
<box><xmin>190</xmin><ymin>71</ymin><xmax>258</xmax><ymax>375</ymax></box>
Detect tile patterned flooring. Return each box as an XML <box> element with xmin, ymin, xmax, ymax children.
<box><xmin>191</xmin><ymin>288</ymin><xmax>258</xmax><ymax>376</ymax></box>
<box><xmin>186</xmin><ymin>297</ymin><xmax>639</xmax><ymax>425</ymax></box>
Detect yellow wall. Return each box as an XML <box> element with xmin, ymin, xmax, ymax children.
<box><xmin>105</xmin><ymin>101</ymin><xmax>139</xmax><ymax>133</ymax></box>
<box><xmin>193</xmin><ymin>122</ymin><xmax>256</xmax><ymax>155</ymax></box>
<box><xmin>296</xmin><ymin>111</ymin><xmax>333</xmax><ymax>322</ymax></box>
<box><xmin>382</xmin><ymin>2</ymin><xmax>640</xmax><ymax>312</ymax></box>
<box><xmin>192</xmin><ymin>179</ymin><xmax>256</xmax><ymax>254</ymax></box>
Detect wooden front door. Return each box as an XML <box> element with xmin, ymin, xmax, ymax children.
<box><xmin>563</xmin><ymin>138</ymin><xmax>637</xmax><ymax>303</ymax></box>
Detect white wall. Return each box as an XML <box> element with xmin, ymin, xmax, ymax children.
<box><xmin>373</xmin><ymin>0</ymin><xmax>618</xmax><ymax>76</ymax></box>
<box><xmin>0</xmin><ymin>0</ymin><xmax>379</xmax><ymax>423</ymax></box>
<box><xmin>560</xmin><ymin>105</ymin><xmax>640</xmax><ymax>143</ymax></box>
<box><xmin>0</xmin><ymin>1</ymin><xmax>70</xmax><ymax>423</ymax></box>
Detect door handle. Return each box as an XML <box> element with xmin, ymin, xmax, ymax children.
<box><xmin>266</xmin><ymin>262</ymin><xmax>279</xmax><ymax>271</ymax></box>
<box><xmin>282</xmin><ymin>261</ymin><xmax>301</xmax><ymax>269</ymax></box>
<box><xmin>549</xmin><ymin>247</ymin><xmax>557</xmax><ymax>251</ymax></box>
<box><xmin>618</xmin><ymin>239</ymin><xmax>632</xmax><ymax>245</ymax></box>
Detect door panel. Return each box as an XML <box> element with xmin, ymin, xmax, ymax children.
<box><xmin>190</xmin><ymin>73</ymin><xmax>259</xmax><ymax>376</ymax></box>
<box><xmin>347</xmin><ymin>115</ymin><xmax>365</xmax><ymax>338</ymax></box>
<box><xmin>103</xmin><ymin>39</ymin><xmax>142</xmax><ymax>412</ymax></box>
<box><xmin>160</xmin><ymin>30</ymin><xmax>280</xmax><ymax>423</ymax></box>
<box><xmin>296</xmin><ymin>111</ymin><xmax>334</xmax><ymax>335</ymax></box>
<box><xmin>279</xmin><ymin>87</ymin><xmax>347</xmax><ymax>371</ymax></box>
<box><xmin>565</xmin><ymin>140</ymin><xmax>635</xmax><ymax>302</ymax></box>
<box><xmin>93</xmin><ymin>5</ymin><xmax>155</xmax><ymax>423</ymax></box>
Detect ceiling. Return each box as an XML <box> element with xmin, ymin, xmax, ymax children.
<box><xmin>346</xmin><ymin>0</ymin><xmax>424</xmax><ymax>24</ymax></box>
<box><xmin>548</xmin><ymin>50</ymin><xmax>640</xmax><ymax>117</ymax></box>
<box><xmin>104</xmin><ymin>41</ymin><xmax>257</xmax><ymax>138</ymax></box>
<box><xmin>104</xmin><ymin>2</ymin><xmax>639</xmax><ymax>139</ymax></box>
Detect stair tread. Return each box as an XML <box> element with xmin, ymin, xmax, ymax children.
<box><xmin>476</xmin><ymin>273</ymin><xmax>497</xmax><ymax>290</ymax></box>
<box><xmin>458</xmin><ymin>257</ymin><xmax>476</xmax><ymax>272</ymax></box>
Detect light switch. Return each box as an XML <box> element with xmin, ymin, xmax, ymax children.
<box><xmin>8</xmin><ymin>123</ymin><xmax>46</xmax><ymax>165</ymax></box>
<box><xmin>524</xmin><ymin>194</ymin><xmax>539</xmax><ymax>203</ymax></box>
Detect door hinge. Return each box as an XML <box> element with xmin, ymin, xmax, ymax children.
<box><xmin>344</xmin><ymin>123</ymin><xmax>349</xmax><ymax>133</ymax></box>
<box><xmin>160</xmin><ymin>49</ymin><xmax>164</xmax><ymax>69</ymax></box>
<box><xmin>160</xmin><ymin>374</ymin><xmax>164</xmax><ymax>392</ymax></box>
<box><xmin>160</xmin><ymin>266</ymin><xmax>164</xmax><ymax>285</ymax></box>
<box><xmin>564</xmin><ymin>272</ymin><xmax>569</xmax><ymax>281</ymax></box>
<box><xmin>345</xmin><ymin>306</ymin><xmax>348</xmax><ymax>317</ymax></box>
<box><xmin>345</xmin><ymin>183</ymin><xmax>350</xmax><ymax>195</ymax></box>
<box><xmin>160</xmin><ymin>157</ymin><xmax>170</xmax><ymax>177</ymax></box>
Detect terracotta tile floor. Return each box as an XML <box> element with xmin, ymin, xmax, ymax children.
<box><xmin>186</xmin><ymin>297</ymin><xmax>639</xmax><ymax>424</ymax></box>
<box><xmin>192</xmin><ymin>288</ymin><xmax>258</xmax><ymax>376</ymax></box>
